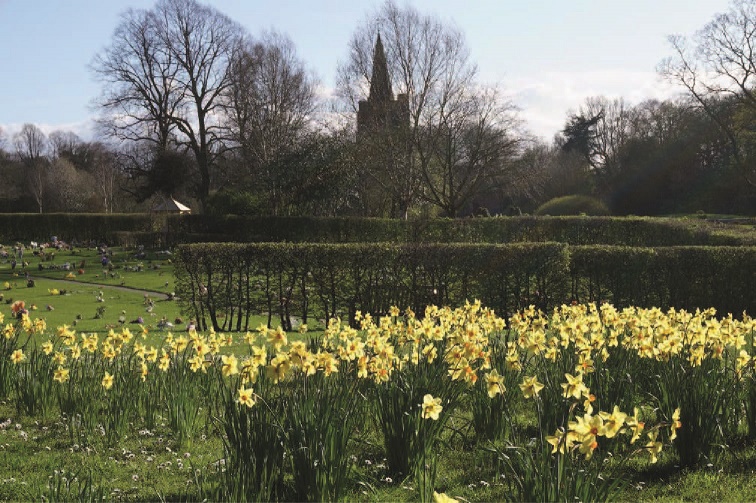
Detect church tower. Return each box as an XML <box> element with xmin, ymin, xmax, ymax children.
<box><xmin>357</xmin><ymin>34</ymin><xmax>409</xmax><ymax>139</ymax></box>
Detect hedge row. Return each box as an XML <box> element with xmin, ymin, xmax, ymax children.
<box><xmin>166</xmin><ymin>215</ymin><xmax>750</xmax><ymax>246</ymax></box>
<box><xmin>0</xmin><ymin>213</ymin><xmax>749</xmax><ymax>247</ymax></box>
<box><xmin>0</xmin><ymin>214</ymin><xmax>151</xmax><ymax>244</ymax></box>
<box><xmin>174</xmin><ymin>243</ymin><xmax>755</xmax><ymax>332</ymax></box>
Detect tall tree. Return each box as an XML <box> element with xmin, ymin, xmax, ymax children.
<box><xmin>92</xmin><ymin>7</ymin><xmax>180</xmax><ymax>151</ymax></box>
<box><xmin>13</xmin><ymin>124</ymin><xmax>49</xmax><ymax>213</ymax></box>
<box><xmin>337</xmin><ymin>1</ymin><xmax>519</xmax><ymax>217</ymax></box>
<box><xmin>659</xmin><ymin>0</ymin><xmax>756</xmax><ymax>186</ymax></box>
<box><xmin>46</xmin><ymin>158</ymin><xmax>97</xmax><ymax>212</ymax></box>
<box><xmin>48</xmin><ymin>130</ymin><xmax>97</xmax><ymax>174</ymax></box>
<box><xmin>88</xmin><ymin>143</ymin><xmax>123</xmax><ymax>213</ymax></box>
<box><xmin>560</xmin><ymin>112</ymin><xmax>603</xmax><ymax>163</ymax></box>
<box><xmin>420</xmin><ymin>86</ymin><xmax>521</xmax><ymax>216</ymax></box>
<box><xmin>224</xmin><ymin>31</ymin><xmax>318</xmax><ymax>208</ymax></box>
<box><xmin>93</xmin><ymin>0</ymin><xmax>244</xmax><ymax>211</ymax></box>
<box><xmin>13</xmin><ymin>123</ymin><xmax>47</xmax><ymax>164</ymax></box>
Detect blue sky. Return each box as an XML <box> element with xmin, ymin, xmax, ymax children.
<box><xmin>0</xmin><ymin>0</ymin><xmax>733</xmax><ymax>143</ymax></box>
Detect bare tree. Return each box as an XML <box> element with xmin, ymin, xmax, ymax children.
<box><xmin>659</xmin><ymin>0</ymin><xmax>756</xmax><ymax>185</ymax></box>
<box><xmin>224</xmin><ymin>31</ymin><xmax>318</xmax><ymax>209</ymax></box>
<box><xmin>93</xmin><ymin>0</ymin><xmax>243</xmax><ymax>210</ymax></box>
<box><xmin>337</xmin><ymin>0</ymin><xmax>480</xmax><ymax>217</ymax></box>
<box><xmin>629</xmin><ymin>99</ymin><xmax>693</xmax><ymax>144</ymax></box>
<box><xmin>88</xmin><ymin>143</ymin><xmax>122</xmax><ymax>213</ymax></box>
<box><xmin>13</xmin><ymin>124</ymin><xmax>49</xmax><ymax>213</ymax></box>
<box><xmin>49</xmin><ymin>131</ymin><xmax>81</xmax><ymax>159</ymax></box>
<box><xmin>338</xmin><ymin>1</ymin><xmax>522</xmax><ymax>217</ymax></box>
<box><xmin>92</xmin><ymin>7</ymin><xmax>181</xmax><ymax>151</ymax></box>
<box><xmin>13</xmin><ymin>123</ymin><xmax>47</xmax><ymax>163</ymax></box>
<box><xmin>420</xmin><ymin>86</ymin><xmax>521</xmax><ymax>216</ymax></box>
<box><xmin>568</xmin><ymin>96</ymin><xmax>635</xmax><ymax>195</ymax></box>
<box><xmin>46</xmin><ymin>158</ymin><xmax>96</xmax><ymax>212</ymax></box>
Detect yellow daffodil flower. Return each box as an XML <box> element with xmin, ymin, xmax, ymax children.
<box><xmin>237</xmin><ymin>387</ymin><xmax>256</xmax><ymax>408</ymax></box>
<box><xmin>421</xmin><ymin>394</ymin><xmax>443</xmax><ymax>420</ymax></box>
<box><xmin>102</xmin><ymin>371</ymin><xmax>114</xmax><ymax>390</ymax></box>
<box><xmin>10</xmin><ymin>349</ymin><xmax>24</xmax><ymax>364</ymax></box>
<box><xmin>519</xmin><ymin>376</ymin><xmax>544</xmax><ymax>399</ymax></box>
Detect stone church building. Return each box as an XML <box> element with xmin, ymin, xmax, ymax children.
<box><xmin>356</xmin><ymin>34</ymin><xmax>409</xmax><ymax>139</ymax></box>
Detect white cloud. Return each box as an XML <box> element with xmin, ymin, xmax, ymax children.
<box><xmin>506</xmin><ymin>69</ymin><xmax>685</xmax><ymax>141</ymax></box>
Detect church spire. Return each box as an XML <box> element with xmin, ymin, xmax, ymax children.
<box><xmin>368</xmin><ymin>33</ymin><xmax>393</xmax><ymax>103</ymax></box>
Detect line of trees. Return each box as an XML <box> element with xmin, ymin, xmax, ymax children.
<box><xmin>0</xmin><ymin>125</ymin><xmax>121</xmax><ymax>213</ymax></box>
<box><xmin>0</xmin><ymin>0</ymin><xmax>754</xmax><ymax>216</ymax></box>
<box><xmin>518</xmin><ymin>94</ymin><xmax>755</xmax><ymax>216</ymax></box>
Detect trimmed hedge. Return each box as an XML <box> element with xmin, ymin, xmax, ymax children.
<box><xmin>0</xmin><ymin>213</ymin><xmax>750</xmax><ymax>247</ymax></box>
<box><xmin>0</xmin><ymin>214</ymin><xmax>151</xmax><ymax>244</ymax></box>
<box><xmin>165</xmin><ymin>215</ymin><xmax>751</xmax><ymax>246</ymax></box>
<box><xmin>174</xmin><ymin>242</ymin><xmax>755</xmax><ymax>332</ymax></box>
<box><xmin>570</xmin><ymin>246</ymin><xmax>756</xmax><ymax>316</ymax></box>
<box><xmin>174</xmin><ymin>242</ymin><xmax>570</xmax><ymax>332</ymax></box>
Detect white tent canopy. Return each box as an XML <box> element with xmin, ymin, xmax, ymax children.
<box><xmin>153</xmin><ymin>197</ymin><xmax>191</xmax><ymax>214</ymax></box>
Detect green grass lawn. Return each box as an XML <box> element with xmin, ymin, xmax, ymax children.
<box><xmin>2</xmin><ymin>397</ymin><xmax>756</xmax><ymax>502</ymax></box>
<box><xmin>0</xmin><ymin>246</ymin><xmax>188</xmax><ymax>342</ymax></box>
<box><xmin>15</xmin><ymin>246</ymin><xmax>177</xmax><ymax>294</ymax></box>
<box><xmin>0</xmin><ymin>244</ymin><xmax>303</xmax><ymax>348</ymax></box>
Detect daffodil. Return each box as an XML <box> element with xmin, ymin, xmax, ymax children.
<box><xmin>433</xmin><ymin>491</ymin><xmax>458</xmax><ymax>503</ymax></box>
<box><xmin>53</xmin><ymin>366</ymin><xmax>70</xmax><ymax>383</ymax></box>
<box><xmin>239</xmin><ymin>358</ymin><xmax>259</xmax><ymax>384</ymax></box>
<box><xmin>102</xmin><ymin>371</ymin><xmax>114</xmax><ymax>390</ymax></box>
<box><xmin>174</xmin><ymin>334</ymin><xmax>188</xmax><ymax>352</ymax></box>
<box><xmin>736</xmin><ymin>349</ymin><xmax>751</xmax><ymax>373</ymax></box>
<box><xmin>519</xmin><ymin>375</ymin><xmax>544</xmax><ymax>399</ymax></box>
<box><xmin>237</xmin><ymin>387</ymin><xmax>256</xmax><ymax>408</ymax></box>
<box><xmin>267</xmin><ymin>326</ymin><xmax>288</xmax><ymax>351</ymax></box>
<box><xmin>645</xmin><ymin>430</ymin><xmax>663</xmax><ymax>463</ymax></box>
<box><xmin>599</xmin><ymin>405</ymin><xmax>627</xmax><ymax>438</ymax></box>
<box><xmin>505</xmin><ymin>348</ymin><xmax>522</xmax><ymax>372</ymax></box>
<box><xmin>81</xmin><ymin>333</ymin><xmax>98</xmax><ymax>353</ymax></box>
<box><xmin>53</xmin><ymin>351</ymin><xmax>67</xmax><ymax>366</ymax></box>
<box><xmin>583</xmin><ymin>393</ymin><xmax>596</xmax><ymax>415</ymax></box>
<box><xmin>484</xmin><ymin>369</ymin><xmax>505</xmax><ymax>398</ymax></box>
<box><xmin>568</xmin><ymin>412</ymin><xmax>606</xmax><ymax>455</ymax></box>
<box><xmin>144</xmin><ymin>346</ymin><xmax>158</xmax><ymax>363</ymax></box>
<box><xmin>221</xmin><ymin>354</ymin><xmax>239</xmax><ymax>377</ymax></box>
<box><xmin>546</xmin><ymin>427</ymin><xmax>570</xmax><ymax>454</ymax></box>
<box><xmin>41</xmin><ymin>340</ymin><xmax>54</xmax><ymax>355</ymax></box>
<box><xmin>421</xmin><ymin>394</ymin><xmax>443</xmax><ymax>420</ymax></box>
<box><xmin>267</xmin><ymin>353</ymin><xmax>291</xmax><ymax>383</ymax></box>
<box><xmin>670</xmin><ymin>407</ymin><xmax>682</xmax><ymax>441</ymax></box>
<box><xmin>188</xmin><ymin>354</ymin><xmax>204</xmax><ymax>373</ymax></box>
<box><xmin>252</xmin><ymin>345</ymin><xmax>268</xmax><ymax>367</ymax></box>
<box><xmin>10</xmin><ymin>349</ymin><xmax>24</xmax><ymax>364</ymax></box>
<box><xmin>357</xmin><ymin>355</ymin><xmax>369</xmax><ymax>379</ymax></box>
<box><xmin>625</xmin><ymin>407</ymin><xmax>645</xmax><ymax>444</ymax></box>
<box><xmin>561</xmin><ymin>372</ymin><xmax>588</xmax><ymax>400</ymax></box>
<box><xmin>158</xmin><ymin>351</ymin><xmax>171</xmax><ymax>372</ymax></box>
